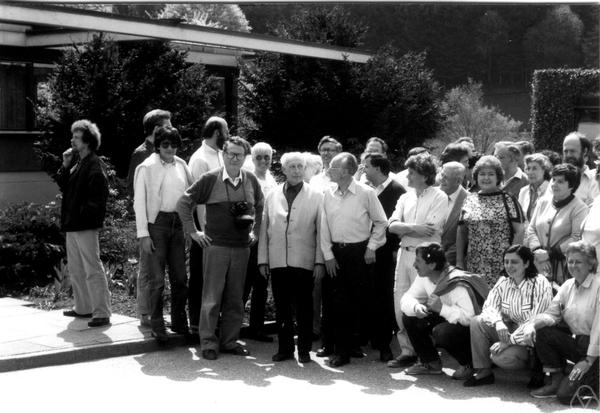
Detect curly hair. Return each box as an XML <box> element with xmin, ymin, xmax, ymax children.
<box><xmin>472</xmin><ymin>155</ymin><xmax>504</xmax><ymax>187</ymax></box>
<box><xmin>502</xmin><ymin>244</ymin><xmax>537</xmax><ymax>280</ymax></box>
<box><xmin>524</xmin><ymin>153</ymin><xmax>552</xmax><ymax>181</ymax></box>
<box><xmin>71</xmin><ymin>119</ymin><xmax>101</xmax><ymax>151</ymax></box>
<box><xmin>405</xmin><ymin>153</ymin><xmax>438</xmax><ymax>186</ymax></box>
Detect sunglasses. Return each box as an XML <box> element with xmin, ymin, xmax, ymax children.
<box><xmin>225</xmin><ymin>152</ymin><xmax>245</xmax><ymax>161</ymax></box>
<box><xmin>160</xmin><ymin>141</ymin><xmax>179</xmax><ymax>149</ymax></box>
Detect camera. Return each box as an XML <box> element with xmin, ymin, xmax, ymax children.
<box><xmin>230</xmin><ymin>201</ymin><xmax>254</xmax><ymax>229</ymax></box>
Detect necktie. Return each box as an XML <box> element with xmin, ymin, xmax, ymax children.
<box><xmin>527</xmin><ymin>187</ymin><xmax>538</xmax><ymax>221</ymax></box>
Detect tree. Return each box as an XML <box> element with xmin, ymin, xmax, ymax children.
<box><xmin>474</xmin><ymin>10</ymin><xmax>509</xmax><ymax>83</ymax></box>
<box><xmin>36</xmin><ymin>35</ymin><xmax>220</xmax><ymax>178</ymax></box>
<box><xmin>431</xmin><ymin>79</ymin><xmax>521</xmax><ymax>153</ymax></box>
<box><xmin>158</xmin><ymin>4</ymin><xmax>251</xmax><ymax>32</ymax></box>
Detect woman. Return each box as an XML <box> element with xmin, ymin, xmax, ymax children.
<box><xmin>518</xmin><ymin>153</ymin><xmax>552</xmax><ymax>224</ymax></box>
<box><xmin>250</xmin><ymin>142</ymin><xmax>277</xmax><ymax>195</ymax></box>
<box><xmin>257</xmin><ymin>152</ymin><xmax>324</xmax><ymax>363</ymax></box>
<box><xmin>525</xmin><ymin>241</ymin><xmax>599</xmax><ymax>403</ymax></box>
<box><xmin>387</xmin><ymin>153</ymin><xmax>449</xmax><ymax>368</ymax></box>
<box><xmin>133</xmin><ymin>126</ymin><xmax>193</xmax><ymax>342</ymax></box>
<box><xmin>525</xmin><ymin>164</ymin><xmax>589</xmax><ymax>286</ymax></box>
<box><xmin>303</xmin><ymin>152</ymin><xmax>323</xmax><ymax>183</ymax></box>
<box><xmin>457</xmin><ymin>155</ymin><xmax>525</xmax><ymax>287</ymax></box>
<box><xmin>582</xmin><ymin>163</ymin><xmax>600</xmax><ymax>263</ymax></box>
<box><xmin>465</xmin><ymin>245</ymin><xmax>553</xmax><ymax>387</ymax></box>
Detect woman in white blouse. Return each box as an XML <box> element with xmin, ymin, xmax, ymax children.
<box><xmin>518</xmin><ymin>153</ymin><xmax>552</xmax><ymax>225</ymax></box>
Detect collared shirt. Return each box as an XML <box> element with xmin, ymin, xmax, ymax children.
<box><xmin>284</xmin><ymin>181</ymin><xmax>303</xmax><ymax>208</ymax></box>
<box><xmin>502</xmin><ymin>167</ymin><xmax>529</xmax><ymax>199</ymax></box>
<box><xmin>373</xmin><ymin>176</ymin><xmax>393</xmax><ymax>196</ymax></box>
<box><xmin>518</xmin><ymin>180</ymin><xmax>550</xmax><ymax>223</ymax></box>
<box><xmin>535</xmin><ymin>273</ymin><xmax>600</xmax><ymax>357</ymax></box>
<box><xmin>447</xmin><ymin>186</ymin><xmax>462</xmax><ymax>214</ymax></box>
<box><xmin>582</xmin><ymin>195</ymin><xmax>600</xmax><ymax>267</ymax></box>
<box><xmin>481</xmin><ymin>275</ymin><xmax>553</xmax><ymax>345</ymax></box>
<box><xmin>576</xmin><ymin>165</ymin><xmax>600</xmax><ymax>207</ymax></box>
<box><xmin>389</xmin><ymin>185</ymin><xmax>449</xmax><ymax>247</ymax></box>
<box><xmin>310</xmin><ymin>171</ymin><xmax>335</xmax><ymax>193</ymax></box>
<box><xmin>188</xmin><ymin>141</ymin><xmax>223</xmax><ymax>181</ymax></box>
<box><xmin>222</xmin><ymin>167</ymin><xmax>242</xmax><ymax>187</ymax></box>
<box><xmin>320</xmin><ymin>179</ymin><xmax>388</xmax><ymax>260</ymax></box>
<box><xmin>158</xmin><ymin>160</ymin><xmax>188</xmax><ymax>212</ymax></box>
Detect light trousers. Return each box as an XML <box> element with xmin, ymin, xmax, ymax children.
<box><xmin>393</xmin><ymin>248</ymin><xmax>417</xmax><ymax>356</ymax></box>
<box><xmin>66</xmin><ymin>230</ymin><xmax>111</xmax><ymax>318</ymax></box>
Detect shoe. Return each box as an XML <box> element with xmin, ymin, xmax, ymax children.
<box><xmin>202</xmin><ymin>349</ymin><xmax>218</xmax><ymax>360</ymax></box>
<box><xmin>151</xmin><ymin>328</ymin><xmax>169</xmax><ymax>344</ymax></box>
<box><xmin>170</xmin><ymin>325</ymin><xmax>191</xmax><ymax>335</ymax></box>
<box><xmin>452</xmin><ymin>365</ymin><xmax>475</xmax><ymax>380</ymax></box>
<box><xmin>379</xmin><ymin>349</ymin><xmax>394</xmax><ymax>362</ymax></box>
<box><xmin>298</xmin><ymin>353</ymin><xmax>312</xmax><ymax>363</ymax></box>
<box><xmin>63</xmin><ymin>310</ymin><xmax>92</xmax><ymax>318</ymax></box>
<box><xmin>316</xmin><ymin>347</ymin><xmax>333</xmax><ymax>357</ymax></box>
<box><xmin>464</xmin><ymin>373</ymin><xmax>495</xmax><ymax>387</ymax></box>
<box><xmin>387</xmin><ymin>355</ymin><xmax>418</xmax><ymax>368</ymax></box>
<box><xmin>272</xmin><ymin>352</ymin><xmax>294</xmax><ymax>362</ymax></box>
<box><xmin>530</xmin><ymin>372</ymin><xmax>563</xmax><ymax>398</ymax></box>
<box><xmin>221</xmin><ymin>345</ymin><xmax>250</xmax><ymax>356</ymax></box>
<box><xmin>87</xmin><ymin>317</ymin><xmax>110</xmax><ymax>328</ymax></box>
<box><xmin>405</xmin><ymin>360</ymin><xmax>443</xmax><ymax>375</ymax></box>
<box><xmin>248</xmin><ymin>331</ymin><xmax>274</xmax><ymax>343</ymax></box>
<box><xmin>350</xmin><ymin>347</ymin><xmax>366</xmax><ymax>358</ymax></box>
<box><xmin>527</xmin><ymin>372</ymin><xmax>546</xmax><ymax>389</ymax></box>
<box><xmin>139</xmin><ymin>314</ymin><xmax>151</xmax><ymax>328</ymax></box>
<box><xmin>328</xmin><ymin>355</ymin><xmax>350</xmax><ymax>368</ymax></box>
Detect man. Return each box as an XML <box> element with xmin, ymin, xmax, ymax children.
<box><xmin>393</xmin><ymin>147</ymin><xmax>429</xmax><ymax>189</ymax></box>
<box><xmin>176</xmin><ymin>136</ymin><xmax>263</xmax><ymax>360</ymax></box>
<box><xmin>320</xmin><ymin>152</ymin><xmax>388</xmax><ymax>367</ymax></box>
<box><xmin>363</xmin><ymin>153</ymin><xmax>406</xmax><ymax>362</ymax></box>
<box><xmin>400</xmin><ymin>242</ymin><xmax>489</xmax><ymax>378</ymax></box>
<box><xmin>186</xmin><ymin>116</ymin><xmax>229</xmax><ymax>336</ymax></box>
<box><xmin>56</xmin><ymin>120</ymin><xmax>111</xmax><ymax>328</ymax></box>
<box><xmin>493</xmin><ymin>142</ymin><xmax>528</xmax><ymax>199</ymax></box>
<box><xmin>562</xmin><ymin>132</ymin><xmax>599</xmax><ymax>206</ymax></box>
<box><xmin>126</xmin><ymin>109</ymin><xmax>172</xmax><ymax>327</ymax></box>
<box><xmin>356</xmin><ymin>137</ymin><xmax>388</xmax><ymax>182</ymax></box>
<box><xmin>439</xmin><ymin>162</ymin><xmax>468</xmax><ymax>266</ymax></box>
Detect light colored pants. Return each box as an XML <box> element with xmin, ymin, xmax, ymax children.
<box><xmin>136</xmin><ymin>247</ymin><xmax>150</xmax><ymax>316</ymax></box>
<box><xmin>200</xmin><ymin>245</ymin><xmax>250</xmax><ymax>351</ymax></box>
<box><xmin>470</xmin><ymin>314</ymin><xmax>529</xmax><ymax>370</ymax></box>
<box><xmin>66</xmin><ymin>230</ymin><xmax>111</xmax><ymax>318</ymax></box>
<box><xmin>393</xmin><ymin>248</ymin><xmax>417</xmax><ymax>356</ymax></box>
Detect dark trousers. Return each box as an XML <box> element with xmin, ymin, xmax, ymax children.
<box><xmin>146</xmin><ymin>212</ymin><xmax>188</xmax><ymax>331</ymax></box>
<box><xmin>271</xmin><ymin>267</ymin><xmax>314</xmax><ymax>355</ymax></box>
<box><xmin>369</xmin><ymin>245</ymin><xmax>397</xmax><ymax>351</ymax></box>
<box><xmin>188</xmin><ymin>242</ymin><xmax>203</xmax><ymax>332</ymax></box>
<box><xmin>535</xmin><ymin>326</ymin><xmax>599</xmax><ymax>405</ymax></box>
<box><xmin>403</xmin><ymin>313</ymin><xmax>472</xmax><ymax>366</ymax></box>
<box><xmin>330</xmin><ymin>241</ymin><xmax>370</xmax><ymax>357</ymax></box>
<box><xmin>243</xmin><ymin>243</ymin><xmax>268</xmax><ymax>333</ymax></box>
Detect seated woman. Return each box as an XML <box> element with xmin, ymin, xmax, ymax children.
<box><xmin>525</xmin><ymin>241</ymin><xmax>599</xmax><ymax>403</ymax></box>
<box><xmin>465</xmin><ymin>245</ymin><xmax>553</xmax><ymax>387</ymax></box>
<box><xmin>525</xmin><ymin>164</ymin><xmax>589</xmax><ymax>287</ymax></box>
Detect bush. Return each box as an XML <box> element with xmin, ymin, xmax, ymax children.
<box><xmin>530</xmin><ymin>68</ymin><xmax>600</xmax><ymax>152</ymax></box>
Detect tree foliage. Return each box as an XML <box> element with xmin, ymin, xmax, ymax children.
<box><xmin>158</xmin><ymin>4</ymin><xmax>251</xmax><ymax>32</ymax></box>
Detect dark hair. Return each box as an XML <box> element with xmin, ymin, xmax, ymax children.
<box><xmin>318</xmin><ymin>135</ymin><xmax>342</xmax><ymax>152</ymax></box>
<box><xmin>473</xmin><ymin>155</ymin><xmax>504</xmax><ymax>186</ymax></box>
<box><xmin>516</xmin><ymin>141</ymin><xmax>535</xmax><ymax>156</ymax></box>
<box><xmin>366</xmin><ymin>137</ymin><xmax>388</xmax><ymax>154</ymax></box>
<box><xmin>224</xmin><ymin>136</ymin><xmax>251</xmax><ymax>155</ymax></box>
<box><xmin>541</xmin><ymin>149</ymin><xmax>562</xmax><ymax>166</ymax></box>
<box><xmin>551</xmin><ymin>163</ymin><xmax>581</xmax><ymax>193</ymax></box>
<box><xmin>503</xmin><ymin>244</ymin><xmax>537</xmax><ymax>280</ymax></box>
<box><xmin>142</xmin><ymin>109</ymin><xmax>171</xmax><ymax>136</ymax></box>
<box><xmin>202</xmin><ymin>116</ymin><xmax>227</xmax><ymax>139</ymax></box>
<box><xmin>365</xmin><ymin>153</ymin><xmax>391</xmax><ymax>175</ymax></box>
<box><xmin>405</xmin><ymin>153</ymin><xmax>438</xmax><ymax>186</ymax></box>
<box><xmin>440</xmin><ymin>142</ymin><xmax>469</xmax><ymax>165</ymax></box>
<box><xmin>407</xmin><ymin>146</ymin><xmax>429</xmax><ymax>157</ymax></box>
<box><xmin>468</xmin><ymin>152</ymin><xmax>482</xmax><ymax>169</ymax></box>
<box><xmin>71</xmin><ymin>119</ymin><xmax>101</xmax><ymax>151</ymax></box>
<box><xmin>415</xmin><ymin>242</ymin><xmax>446</xmax><ymax>271</ymax></box>
<box><xmin>153</xmin><ymin>126</ymin><xmax>182</xmax><ymax>152</ymax></box>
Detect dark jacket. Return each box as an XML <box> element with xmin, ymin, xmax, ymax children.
<box><xmin>56</xmin><ymin>152</ymin><xmax>109</xmax><ymax>232</ymax></box>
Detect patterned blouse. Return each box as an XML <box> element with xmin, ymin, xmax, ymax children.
<box><xmin>460</xmin><ymin>191</ymin><xmax>524</xmax><ymax>287</ymax></box>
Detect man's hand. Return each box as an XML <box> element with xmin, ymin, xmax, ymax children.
<box><xmin>490</xmin><ymin>341</ymin><xmax>510</xmax><ymax>355</ymax></box>
<box><xmin>414</xmin><ymin>303</ymin><xmax>430</xmax><ymax>319</ymax></box>
<box><xmin>325</xmin><ymin>258</ymin><xmax>339</xmax><ymax>278</ymax></box>
<box><xmin>495</xmin><ymin>321</ymin><xmax>510</xmax><ymax>343</ymax></box>
<box><xmin>258</xmin><ymin>264</ymin><xmax>270</xmax><ymax>279</ymax></box>
<box><xmin>569</xmin><ymin>360</ymin><xmax>593</xmax><ymax>382</ymax></box>
<box><xmin>249</xmin><ymin>232</ymin><xmax>258</xmax><ymax>247</ymax></box>
<box><xmin>426</xmin><ymin>294</ymin><xmax>442</xmax><ymax>313</ymax></box>
<box><xmin>190</xmin><ymin>231</ymin><xmax>212</xmax><ymax>248</ymax></box>
<box><xmin>412</xmin><ymin>223</ymin><xmax>436</xmax><ymax>237</ymax></box>
<box><xmin>313</xmin><ymin>264</ymin><xmax>325</xmax><ymax>281</ymax></box>
<box><xmin>364</xmin><ymin>248</ymin><xmax>376</xmax><ymax>264</ymax></box>
<box><xmin>139</xmin><ymin>236</ymin><xmax>155</xmax><ymax>255</ymax></box>
<box><xmin>62</xmin><ymin>148</ymin><xmax>74</xmax><ymax>168</ymax></box>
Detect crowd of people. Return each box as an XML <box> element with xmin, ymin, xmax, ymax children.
<box><xmin>56</xmin><ymin>110</ymin><xmax>599</xmax><ymax>406</ymax></box>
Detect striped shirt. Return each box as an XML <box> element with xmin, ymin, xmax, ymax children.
<box><xmin>480</xmin><ymin>274</ymin><xmax>553</xmax><ymax>345</ymax></box>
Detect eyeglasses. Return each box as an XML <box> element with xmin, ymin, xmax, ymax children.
<box><xmin>319</xmin><ymin>148</ymin><xmax>339</xmax><ymax>154</ymax></box>
<box><xmin>254</xmin><ymin>155</ymin><xmax>271</xmax><ymax>161</ymax></box>
<box><xmin>160</xmin><ymin>141</ymin><xmax>179</xmax><ymax>149</ymax></box>
<box><xmin>225</xmin><ymin>151</ymin><xmax>245</xmax><ymax>161</ymax></box>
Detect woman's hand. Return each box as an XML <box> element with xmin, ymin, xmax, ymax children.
<box><xmin>495</xmin><ymin>321</ymin><xmax>510</xmax><ymax>343</ymax></box>
<box><xmin>534</xmin><ymin>249</ymin><xmax>551</xmax><ymax>274</ymax></box>
<box><xmin>490</xmin><ymin>341</ymin><xmax>510</xmax><ymax>355</ymax></box>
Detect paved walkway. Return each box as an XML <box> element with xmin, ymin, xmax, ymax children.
<box><xmin>0</xmin><ymin>297</ymin><xmax>185</xmax><ymax>372</ymax></box>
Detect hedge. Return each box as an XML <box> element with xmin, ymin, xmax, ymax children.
<box><xmin>530</xmin><ymin>68</ymin><xmax>600</xmax><ymax>153</ymax></box>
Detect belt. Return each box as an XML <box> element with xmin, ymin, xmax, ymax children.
<box><xmin>402</xmin><ymin>246</ymin><xmax>417</xmax><ymax>252</ymax></box>
<box><xmin>332</xmin><ymin>240</ymin><xmax>368</xmax><ymax>249</ymax></box>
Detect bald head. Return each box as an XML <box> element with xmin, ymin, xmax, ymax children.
<box><xmin>331</xmin><ymin>152</ymin><xmax>358</xmax><ymax>175</ymax></box>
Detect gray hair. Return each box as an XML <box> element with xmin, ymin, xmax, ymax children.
<box><xmin>566</xmin><ymin>240</ymin><xmax>598</xmax><ymax>274</ymax></box>
<box><xmin>251</xmin><ymin>142</ymin><xmax>273</xmax><ymax>156</ymax></box>
<box><xmin>281</xmin><ymin>152</ymin><xmax>306</xmax><ymax>168</ymax></box>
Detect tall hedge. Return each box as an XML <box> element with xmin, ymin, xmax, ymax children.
<box><xmin>530</xmin><ymin>68</ymin><xmax>600</xmax><ymax>152</ymax></box>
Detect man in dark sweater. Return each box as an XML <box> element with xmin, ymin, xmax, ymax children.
<box><xmin>176</xmin><ymin>136</ymin><xmax>264</xmax><ymax>360</ymax></box>
<box><xmin>363</xmin><ymin>153</ymin><xmax>406</xmax><ymax>362</ymax></box>
<box><xmin>56</xmin><ymin>120</ymin><xmax>111</xmax><ymax>328</ymax></box>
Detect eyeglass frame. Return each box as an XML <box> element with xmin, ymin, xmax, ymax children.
<box><xmin>224</xmin><ymin>150</ymin><xmax>246</xmax><ymax>161</ymax></box>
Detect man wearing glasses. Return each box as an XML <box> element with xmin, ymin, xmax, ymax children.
<box><xmin>177</xmin><ymin>136</ymin><xmax>264</xmax><ymax>360</ymax></box>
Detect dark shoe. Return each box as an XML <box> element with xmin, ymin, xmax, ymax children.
<box><xmin>387</xmin><ymin>355</ymin><xmax>418</xmax><ymax>368</ymax></box>
<box><xmin>298</xmin><ymin>353</ymin><xmax>312</xmax><ymax>363</ymax></box>
<box><xmin>405</xmin><ymin>360</ymin><xmax>443</xmax><ymax>375</ymax></box>
<box><xmin>87</xmin><ymin>317</ymin><xmax>110</xmax><ymax>328</ymax></box>
<box><xmin>464</xmin><ymin>373</ymin><xmax>495</xmax><ymax>387</ymax></box>
<box><xmin>63</xmin><ymin>310</ymin><xmax>92</xmax><ymax>318</ymax></box>
<box><xmin>328</xmin><ymin>355</ymin><xmax>350</xmax><ymax>368</ymax></box>
<box><xmin>248</xmin><ymin>331</ymin><xmax>274</xmax><ymax>343</ymax></box>
<box><xmin>350</xmin><ymin>347</ymin><xmax>366</xmax><ymax>358</ymax></box>
<box><xmin>527</xmin><ymin>372</ymin><xmax>546</xmax><ymax>389</ymax></box>
<box><xmin>379</xmin><ymin>349</ymin><xmax>394</xmax><ymax>362</ymax></box>
<box><xmin>221</xmin><ymin>345</ymin><xmax>250</xmax><ymax>356</ymax></box>
<box><xmin>316</xmin><ymin>347</ymin><xmax>333</xmax><ymax>357</ymax></box>
<box><xmin>311</xmin><ymin>332</ymin><xmax>320</xmax><ymax>342</ymax></box>
<box><xmin>452</xmin><ymin>365</ymin><xmax>475</xmax><ymax>380</ymax></box>
<box><xmin>139</xmin><ymin>314</ymin><xmax>151</xmax><ymax>328</ymax></box>
<box><xmin>151</xmin><ymin>328</ymin><xmax>169</xmax><ymax>344</ymax></box>
<box><xmin>272</xmin><ymin>352</ymin><xmax>294</xmax><ymax>362</ymax></box>
<box><xmin>170</xmin><ymin>325</ymin><xmax>191</xmax><ymax>335</ymax></box>
<box><xmin>202</xmin><ymin>349</ymin><xmax>218</xmax><ymax>360</ymax></box>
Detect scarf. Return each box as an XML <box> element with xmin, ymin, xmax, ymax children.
<box><xmin>432</xmin><ymin>266</ymin><xmax>490</xmax><ymax>315</ymax></box>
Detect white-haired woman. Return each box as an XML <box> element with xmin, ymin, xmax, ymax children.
<box><xmin>258</xmin><ymin>152</ymin><xmax>325</xmax><ymax>363</ymax></box>
<box><xmin>303</xmin><ymin>152</ymin><xmax>323</xmax><ymax>183</ymax></box>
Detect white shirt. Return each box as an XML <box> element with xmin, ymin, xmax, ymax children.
<box><xmin>320</xmin><ymin>179</ymin><xmax>388</xmax><ymax>260</ymax></box>
<box><xmin>158</xmin><ymin>161</ymin><xmax>188</xmax><ymax>212</ymax></box>
<box><xmin>374</xmin><ymin>176</ymin><xmax>393</xmax><ymax>196</ymax></box>
<box><xmin>393</xmin><ymin>169</ymin><xmax>409</xmax><ymax>189</ymax></box>
<box><xmin>188</xmin><ymin>141</ymin><xmax>223</xmax><ymax>181</ymax></box>
<box><xmin>222</xmin><ymin>167</ymin><xmax>243</xmax><ymax>187</ymax></box>
<box><xmin>582</xmin><ymin>195</ymin><xmax>600</xmax><ymax>268</ymax></box>
<box><xmin>310</xmin><ymin>171</ymin><xmax>335</xmax><ymax>193</ymax></box>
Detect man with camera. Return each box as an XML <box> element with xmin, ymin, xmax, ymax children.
<box><xmin>176</xmin><ymin>136</ymin><xmax>263</xmax><ymax>360</ymax></box>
